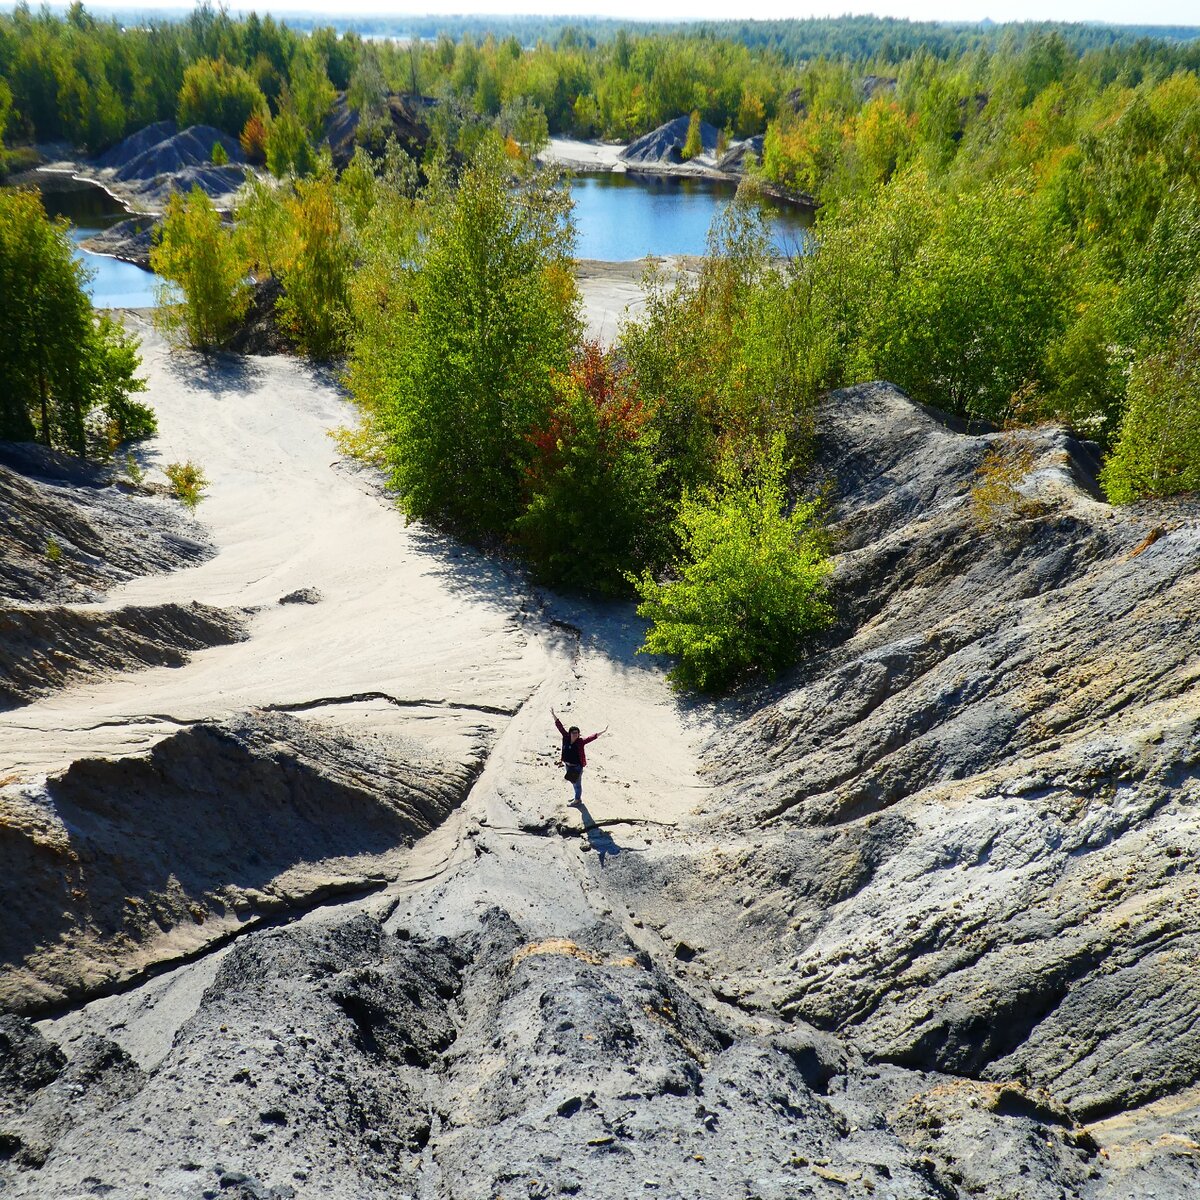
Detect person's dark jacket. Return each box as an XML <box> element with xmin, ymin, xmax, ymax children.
<box><xmin>555</xmin><ymin>716</ymin><xmax>599</xmax><ymax>767</ymax></box>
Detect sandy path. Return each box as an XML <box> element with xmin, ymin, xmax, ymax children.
<box><xmin>2</xmin><ymin>276</ymin><xmax>710</xmax><ymax>856</ymax></box>
<box><xmin>1</xmin><ymin>272</ymin><xmax>665</xmax><ymax>778</ymax></box>
<box><xmin>15</xmin><ymin>278</ymin><xmax>715</xmax><ymax>1065</ymax></box>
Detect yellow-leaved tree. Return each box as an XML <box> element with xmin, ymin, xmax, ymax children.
<box><xmin>151</xmin><ymin>187</ymin><xmax>249</xmax><ymax>351</ymax></box>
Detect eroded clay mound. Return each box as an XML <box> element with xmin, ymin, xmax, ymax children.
<box><xmin>0</xmin><ymin>446</ymin><xmax>245</xmax><ymax>705</ymax></box>
<box><xmin>0</xmin><ymin>446</ymin><xmax>211</xmax><ymax>605</ymax></box>
<box><xmin>0</xmin><ymin>710</ymin><xmax>482</xmax><ymax>1014</ymax></box>
<box><xmin>621</xmin><ymin>114</ymin><xmax>720</xmax><ymax>165</ymax></box>
<box><xmin>107</xmin><ymin>124</ymin><xmax>244</xmax><ymax>184</ymax></box>
<box><xmin>0</xmin><ymin>910</ymin><xmax>1100</xmax><ymax>1199</ymax></box>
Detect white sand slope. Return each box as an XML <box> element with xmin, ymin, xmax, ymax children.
<box><xmin>1</xmin><ymin>298</ymin><xmax>710</xmax><ymax>858</ymax></box>
<box><xmin>540</xmin><ymin>138</ymin><xmax>627</xmax><ymax>172</ymax></box>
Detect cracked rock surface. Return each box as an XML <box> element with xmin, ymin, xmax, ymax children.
<box><xmin>2</xmin><ymin>322</ymin><xmax>1199</xmax><ymax>1197</ymax></box>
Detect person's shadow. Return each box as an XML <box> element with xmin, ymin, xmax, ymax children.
<box><xmin>571</xmin><ymin>799</ymin><xmax>623</xmax><ymax>866</ymax></box>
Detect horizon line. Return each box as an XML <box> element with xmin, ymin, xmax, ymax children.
<box><xmin>20</xmin><ymin>2</ymin><xmax>1200</xmax><ymax>30</ymax></box>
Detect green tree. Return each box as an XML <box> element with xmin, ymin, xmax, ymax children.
<box><xmin>0</xmin><ymin>189</ymin><xmax>151</xmax><ymax>454</ymax></box>
<box><xmin>812</xmin><ymin>168</ymin><xmax>1069</xmax><ymax>423</ymax></box>
<box><xmin>620</xmin><ymin>197</ymin><xmax>826</xmax><ymax>502</ymax></box>
<box><xmin>348</xmin><ymin>45</ymin><xmax>390</xmax><ymax>150</ymax></box>
<box><xmin>275</xmin><ymin>172</ymin><xmax>352</xmax><ymax>359</ymax></box>
<box><xmin>1101</xmin><ymin>287</ymin><xmax>1200</xmax><ymax>503</ymax></box>
<box><xmin>265</xmin><ymin>104</ymin><xmax>319</xmax><ymax>178</ymax></box>
<box><xmin>342</xmin><ymin>157</ymin><xmax>426</xmax><ymax>463</ymax></box>
<box><xmin>151</xmin><ymin>186</ymin><xmax>249</xmax><ymax>350</ymax></box>
<box><xmin>0</xmin><ymin>76</ymin><xmax>13</xmax><ymax>147</ymax></box>
<box><xmin>236</xmin><ymin>173</ymin><xmax>286</xmax><ymax>278</ymax></box>
<box><xmin>177</xmin><ymin>57</ymin><xmax>266</xmax><ymax>136</ymax></box>
<box><xmin>288</xmin><ymin>43</ymin><xmax>336</xmax><ymax>135</ymax></box>
<box><xmin>352</xmin><ymin>138</ymin><xmax>578</xmax><ymax>539</ymax></box>
<box><xmin>681</xmin><ymin>108</ymin><xmax>703</xmax><ymax>160</ymax></box>
<box><xmin>633</xmin><ymin>436</ymin><xmax>832</xmax><ymax>693</ymax></box>
<box><xmin>736</xmin><ymin>88</ymin><xmax>765</xmax><ymax>137</ymax></box>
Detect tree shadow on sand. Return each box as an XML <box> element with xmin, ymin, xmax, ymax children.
<box><xmin>537</xmin><ymin>589</ymin><xmax>746</xmax><ymax>730</ymax></box>
<box><xmin>164</xmin><ymin>348</ymin><xmax>266</xmax><ymax>395</ymax></box>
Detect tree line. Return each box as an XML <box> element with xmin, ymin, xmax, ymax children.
<box><xmin>2</xmin><ymin>5</ymin><xmax>1198</xmax><ymax>168</ymax></box>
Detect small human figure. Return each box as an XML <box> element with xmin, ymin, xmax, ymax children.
<box><xmin>552</xmin><ymin>707</ymin><xmax>606</xmax><ymax>807</ymax></box>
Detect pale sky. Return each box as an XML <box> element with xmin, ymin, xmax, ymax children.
<box><xmin>88</xmin><ymin>0</ymin><xmax>1200</xmax><ymax>32</ymax></box>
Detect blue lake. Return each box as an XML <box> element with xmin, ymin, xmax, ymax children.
<box><xmin>30</xmin><ymin>171</ymin><xmax>811</xmax><ymax>308</ymax></box>
<box><xmin>38</xmin><ymin>182</ymin><xmax>161</xmax><ymax>308</ymax></box>
<box><xmin>570</xmin><ymin>172</ymin><xmax>812</xmax><ymax>261</ymax></box>
<box><xmin>70</xmin><ymin>233</ymin><xmax>161</xmax><ymax>308</ymax></box>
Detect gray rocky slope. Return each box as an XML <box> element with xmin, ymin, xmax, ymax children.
<box><xmin>3</xmin><ymin>384</ymin><xmax>1200</xmax><ymax>1197</ymax></box>
<box><xmin>0</xmin><ymin>445</ymin><xmax>246</xmax><ymax>708</ymax></box>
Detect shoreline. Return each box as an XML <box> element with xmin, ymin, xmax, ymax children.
<box><xmin>540</xmin><ymin>135</ymin><xmax>817</xmax><ymax>211</ymax></box>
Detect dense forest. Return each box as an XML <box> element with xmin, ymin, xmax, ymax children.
<box><xmin>2</xmin><ymin>4</ymin><xmax>1199</xmax><ymax>154</ymax></box>
<box><xmin>3</xmin><ymin>4</ymin><xmax>1200</xmax><ymax>686</ymax></box>
<box><xmin>23</xmin><ymin>7</ymin><xmax>1200</xmax><ymax>59</ymax></box>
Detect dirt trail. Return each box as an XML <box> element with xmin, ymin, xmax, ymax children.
<box><xmin>1</xmin><ymin>303</ymin><xmax>711</xmax><ymax>982</ymax></box>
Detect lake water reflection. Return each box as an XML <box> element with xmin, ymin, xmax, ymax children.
<box><xmin>27</xmin><ymin>171</ymin><xmax>810</xmax><ymax>309</ymax></box>
<box><xmin>570</xmin><ymin>172</ymin><xmax>812</xmax><ymax>261</ymax></box>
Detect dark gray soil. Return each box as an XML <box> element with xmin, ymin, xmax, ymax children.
<box><xmin>106</xmin><ymin>124</ymin><xmax>244</xmax><ymax>184</ymax></box>
<box><xmin>78</xmin><ymin>122</ymin><xmax>251</xmax><ymax>210</ymax></box>
<box><xmin>0</xmin><ymin>601</ymin><xmax>246</xmax><ymax>708</ymax></box>
<box><xmin>621</xmin><ymin>114</ymin><xmax>720</xmax><ymax>165</ymax></box>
